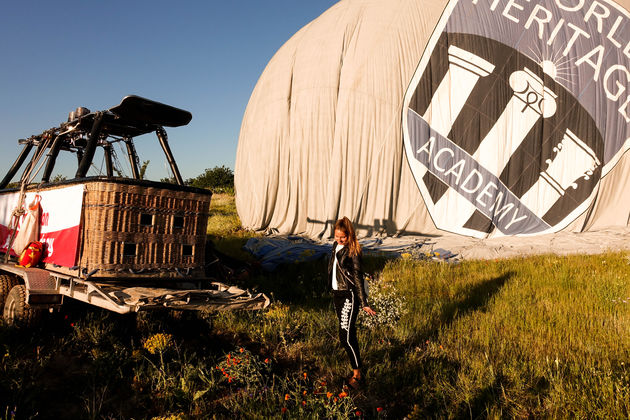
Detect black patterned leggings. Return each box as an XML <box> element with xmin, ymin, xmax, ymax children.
<box><xmin>333</xmin><ymin>289</ymin><xmax>362</xmax><ymax>369</ymax></box>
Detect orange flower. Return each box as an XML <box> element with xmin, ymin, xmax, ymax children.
<box><xmin>302</xmin><ymin>400</ymin><xmax>306</xmax><ymax>406</ymax></box>
<box><xmin>303</xmin><ymin>390</ymin><xmax>307</xmax><ymax>395</ymax></box>
<box><xmin>281</xmin><ymin>407</ymin><xmax>287</xmax><ymax>413</ymax></box>
<box><xmin>321</xmin><ymin>381</ymin><xmax>327</xmax><ymax>386</ymax></box>
<box><xmin>326</xmin><ymin>392</ymin><xmax>333</xmax><ymax>398</ymax></box>
<box><xmin>264</xmin><ymin>358</ymin><xmax>269</xmax><ymax>363</ymax></box>
<box><xmin>355</xmin><ymin>410</ymin><xmax>362</xmax><ymax>416</ymax></box>
<box><xmin>334</xmin><ymin>397</ymin><xmax>338</xmax><ymax>402</ymax></box>
<box><xmin>303</xmin><ymin>372</ymin><xmax>307</xmax><ymax>379</ymax></box>
<box><xmin>239</xmin><ymin>347</ymin><xmax>244</xmax><ymax>353</ymax></box>
<box><xmin>285</xmin><ymin>393</ymin><xmax>290</xmax><ymax>401</ymax></box>
<box><xmin>339</xmin><ymin>391</ymin><xmax>348</xmax><ymax>398</ymax></box>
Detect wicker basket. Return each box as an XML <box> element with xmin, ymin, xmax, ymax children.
<box><xmin>79</xmin><ymin>180</ymin><xmax>212</xmax><ymax>279</ymax></box>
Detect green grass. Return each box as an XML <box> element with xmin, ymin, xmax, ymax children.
<box><xmin>2</xmin><ymin>193</ymin><xmax>630</xmax><ymax>418</ymax></box>
<box><xmin>206</xmin><ymin>193</ymin><xmax>242</xmax><ymax>237</ymax></box>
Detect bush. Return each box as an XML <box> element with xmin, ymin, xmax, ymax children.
<box><xmin>187</xmin><ymin>166</ymin><xmax>234</xmax><ymax>192</ymax></box>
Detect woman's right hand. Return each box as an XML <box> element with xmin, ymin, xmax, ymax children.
<box><xmin>363</xmin><ymin>306</ymin><xmax>376</xmax><ymax>316</ymax></box>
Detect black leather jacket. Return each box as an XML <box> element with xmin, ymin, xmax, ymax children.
<box><xmin>328</xmin><ymin>242</ymin><xmax>369</xmax><ymax>308</ymax></box>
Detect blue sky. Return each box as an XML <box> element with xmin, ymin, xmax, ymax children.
<box><xmin>0</xmin><ymin>0</ymin><xmax>337</xmax><ymax>182</ymax></box>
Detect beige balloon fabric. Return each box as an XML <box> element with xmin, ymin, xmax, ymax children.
<box><xmin>236</xmin><ymin>0</ymin><xmax>630</xmax><ymax>239</ymax></box>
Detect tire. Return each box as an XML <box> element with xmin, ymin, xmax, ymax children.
<box><xmin>3</xmin><ymin>285</ymin><xmax>42</xmax><ymax>327</ymax></box>
<box><xmin>0</xmin><ymin>274</ymin><xmax>19</xmax><ymax>309</ymax></box>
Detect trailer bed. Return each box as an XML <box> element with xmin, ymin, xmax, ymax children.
<box><xmin>0</xmin><ymin>263</ymin><xmax>268</xmax><ymax>315</ymax></box>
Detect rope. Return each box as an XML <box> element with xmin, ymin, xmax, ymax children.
<box><xmin>112</xmin><ymin>142</ymin><xmax>129</xmax><ymax>177</ymax></box>
<box><xmin>3</xmin><ymin>135</ymin><xmax>54</xmax><ymax>262</ymax></box>
<box><xmin>3</xmin><ymin>123</ymin><xmax>83</xmax><ymax>262</ymax></box>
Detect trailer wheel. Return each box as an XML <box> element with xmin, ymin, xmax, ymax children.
<box><xmin>3</xmin><ymin>285</ymin><xmax>42</xmax><ymax>327</ymax></box>
<box><xmin>0</xmin><ymin>274</ymin><xmax>19</xmax><ymax>309</ymax></box>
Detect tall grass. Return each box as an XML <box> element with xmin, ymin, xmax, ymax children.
<box><xmin>1</xmin><ymin>193</ymin><xmax>629</xmax><ymax>418</ymax></box>
<box><xmin>206</xmin><ymin>193</ymin><xmax>242</xmax><ymax>238</ymax></box>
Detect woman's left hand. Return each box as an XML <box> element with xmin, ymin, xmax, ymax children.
<box><xmin>363</xmin><ymin>306</ymin><xmax>376</xmax><ymax>316</ymax></box>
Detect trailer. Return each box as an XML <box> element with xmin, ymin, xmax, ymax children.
<box><xmin>0</xmin><ymin>96</ymin><xmax>269</xmax><ymax>325</ymax></box>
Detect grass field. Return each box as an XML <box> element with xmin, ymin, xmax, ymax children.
<box><xmin>2</xmin><ymin>194</ymin><xmax>630</xmax><ymax>419</ymax></box>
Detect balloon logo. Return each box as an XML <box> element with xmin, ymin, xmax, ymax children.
<box><xmin>403</xmin><ymin>0</ymin><xmax>629</xmax><ymax>237</ymax></box>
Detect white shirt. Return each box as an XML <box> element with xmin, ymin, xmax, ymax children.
<box><xmin>332</xmin><ymin>244</ymin><xmax>344</xmax><ymax>290</ymax></box>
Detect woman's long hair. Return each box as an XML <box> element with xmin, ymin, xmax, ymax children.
<box><xmin>334</xmin><ymin>217</ymin><xmax>361</xmax><ymax>257</ymax></box>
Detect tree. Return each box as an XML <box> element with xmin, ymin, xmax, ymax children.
<box><xmin>139</xmin><ymin>160</ymin><xmax>150</xmax><ymax>180</ymax></box>
<box><xmin>188</xmin><ymin>166</ymin><xmax>234</xmax><ymax>192</ymax></box>
<box><xmin>160</xmin><ymin>176</ymin><xmax>176</xmax><ymax>184</ymax></box>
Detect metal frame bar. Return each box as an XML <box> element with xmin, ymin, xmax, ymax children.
<box><xmin>0</xmin><ymin>144</ymin><xmax>33</xmax><ymax>189</ymax></box>
<box><xmin>75</xmin><ymin>112</ymin><xmax>104</xmax><ymax>178</ymax></box>
<box><xmin>21</xmin><ymin>140</ymin><xmax>45</xmax><ymax>182</ymax></box>
<box><xmin>124</xmin><ymin>138</ymin><xmax>141</xmax><ymax>179</ymax></box>
<box><xmin>41</xmin><ymin>135</ymin><xmax>64</xmax><ymax>183</ymax></box>
<box><xmin>103</xmin><ymin>143</ymin><xmax>114</xmax><ymax>177</ymax></box>
<box><xmin>156</xmin><ymin>127</ymin><xmax>183</xmax><ymax>185</ymax></box>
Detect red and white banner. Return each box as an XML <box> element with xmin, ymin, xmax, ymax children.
<box><xmin>0</xmin><ymin>184</ymin><xmax>84</xmax><ymax>267</ymax></box>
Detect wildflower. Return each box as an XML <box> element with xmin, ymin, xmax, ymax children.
<box><xmin>302</xmin><ymin>400</ymin><xmax>306</xmax><ymax>406</ymax></box>
<box><xmin>358</xmin><ymin>276</ymin><xmax>407</xmax><ymax>329</ymax></box>
<box><xmin>321</xmin><ymin>381</ymin><xmax>327</xmax><ymax>386</ymax></box>
<box><xmin>303</xmin><ymin>372</ymin><xmax>307</xmax><ymax>379</ymax></box>
<box><xmin>239</xmin><ymin>347</ymin><xmax>244</xmax><ymax>353</ymax></box>
<box><xmin>303</xmin><ymin>390</ymin><xmax>307</xmax><ymax>395</ymax></box>
<box><xmin>143</xmin><ymin>333</ymin><xmax>173</xmax><ymax>355</ymax></box>
<box><xmin>281</xmin><ymin>407</ymin><xmax>287</xmax><ymax>413</ymax></box>
<box><xmin>285</xmin><ymin>393</ymin><xmax>290</xmax><ymax>401</ymax></box>
<box><xmin>339</xmin><ymin>391</ymin><xmax>348</xmax><ymax>398</ymax></box>
<box><xmin>70</xmin><ymin>323</ymin><xmax>75</xmax><ymax>327</ymax></box>
<box><xmin>377</xmin><ymin>407</ymin><xmax>383</xmax><ymax>412</ymax></box>
<box><xmin>327</xmin><ymin>392</ymin><xmax>333</xmax><ymax>398</ymax></box>
<box><xmin>334</xmin><ymin>397</ymin><xmax>338</xmax><ymax>402</ymax></box>
<box><xmin>264</xmin><ymin>358</ymin><xmax>269</xmax><ymax>363</ymax></box>
<box><xmin>356</xmin><ymin>410</ymin><xmax>362</xmax><ymax>416</ymax></box>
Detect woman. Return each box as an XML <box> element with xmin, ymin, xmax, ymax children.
<box><xmin>328</xmin><ymin>217</ymin><xmax>376</xmax><ymax>390</ymax></box>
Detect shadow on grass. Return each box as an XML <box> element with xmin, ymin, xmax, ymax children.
<box><xmin>427</xmin><ymin>271</ymin><xmax>514</xmax><ymax>339</ymax></box>
<box><xmin>369</xmin><ymin>352</ymin><xmax>462</xmax><ymax>418</ymax></box>
<box><xmin>363</xmin><ymin>271</ymin><xmax>515</xmax><ymax>418</ymax></box>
